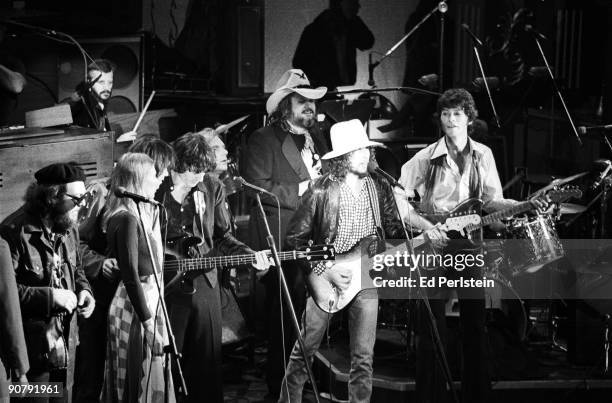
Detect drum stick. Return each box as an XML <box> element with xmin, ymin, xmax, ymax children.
<box><xmin>132</xmin><ymin>90</ymin><xmax>156</xmax><ymax>133</ymax></box>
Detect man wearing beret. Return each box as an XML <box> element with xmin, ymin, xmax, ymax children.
<box><xmin>0</xmin><ymin>162</ymin><xmax>95</xmax><ymax>403</ymax></box>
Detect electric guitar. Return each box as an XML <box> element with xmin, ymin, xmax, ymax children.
<box><xmin>308</xmin><ymin>213</ymin><xmax>482</xmax><ymax>313</ymax></box>
<box><xmin>164</xmin><ymin>235</ymin><xmax>335</xmax><ymax>293</ymax></box>
<box><xmin>424</xmin><ymin>188</ymin><xmax>582</xmax><ymax>246</ymax></box>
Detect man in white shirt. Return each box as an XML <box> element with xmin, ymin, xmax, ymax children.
<box><xmin>396</xmin><ymin>88</ymin><xmax>547</xmax><ymax>403</ymax></box>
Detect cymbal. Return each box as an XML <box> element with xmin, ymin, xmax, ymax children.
<box><xmin>328</xmin><ymin>86</ymin><xmax>441</xmax><ymax>97</ymax></box>
<box><xmin>531</xmin><ymin>171</ymin><xmax>588</xmax><ymax>195</ymax></box>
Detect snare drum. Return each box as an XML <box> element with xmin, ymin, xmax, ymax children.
<box><xmin>505</xmin><ymin>214</ymin><xmax>564</xmax><ymax>276</ymax></box>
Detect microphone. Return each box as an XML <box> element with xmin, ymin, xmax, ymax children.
<box><xmin>525</xmin><ymin>25</ymin><xmax>547</xmax><ymax>41</ymax></box>
<box><xmin>438</xmin><ymin>1</ymin><xmax>448</xmax><ymax>13</ymax></box>
<box><xmin>368</xmin><ymin>161</ymin><xmax>405</xmax><ymax>190</ymax></box>
<box><xmin>578</xmin><ymin>124</ymin><xmax>612</xmax><ymax>135</ymax></box>
<box><xmin>233</xmin><ymin>176</ymin><xmax>278</xmax><ymax>198</ymax></box>
<box><xmin>71</xmin><ymin>73</ymin><xmax>103</xmax><ymax>102</ymax></box>
<box><xmin>461</xmin><ymin>24</ymin><xmax>483</xmax><ymax>47</ymax></box>
<box><xmin>114</xmin><ymin>186</ymin><xmax>161</xmax><ymax>206</ymax></box>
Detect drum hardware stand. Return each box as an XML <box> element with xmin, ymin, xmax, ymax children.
<box><xmin>604</xmin><ymin>315</ymin><xmax>610</xmax><ymax>374</ymax></box>
<box><xmin>550</xmin><ymin>315</ymin><xmax>567</xmax><ymax>352</ymax></box>
<box><xmin>565</xmin><ymin>176</ymin><xmax>612</xmax><ymax>236</ymax></box>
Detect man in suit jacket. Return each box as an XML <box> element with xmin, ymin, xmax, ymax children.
<box><xmin>243</xmin><ymin>68</ymin><xmax>329</xmax><ymax>399</ymax></box>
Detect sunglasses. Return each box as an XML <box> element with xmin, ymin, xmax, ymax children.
<box><xmin>65</xmin><ymin>192</ymin><xmax>91</xmax><ymax>208</ymax></box>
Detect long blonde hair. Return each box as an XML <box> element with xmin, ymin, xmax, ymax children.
<box><xmin>101</xmin><ymin>152</ymin><xmax>156</xmax><ymax>231</ymax></box>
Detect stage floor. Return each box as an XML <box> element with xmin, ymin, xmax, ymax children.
<box><xmin>309</xmin><ymin>327</ymin><xmax>612</xmax><ymax>403</ymax></box>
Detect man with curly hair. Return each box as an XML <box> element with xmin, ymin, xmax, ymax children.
<box><xmin>156</xmin><ymin>132</ymin><xmax>271</xmax><ymax>403</ymax></box>
<box><xmin>397</xmin><ymin>88</ymin><xmax>548</xmax><ymax>403</ymax></box>
<box><xmin>278</xmin><ymin>119</ymin><xmax>443</xmax><ymax>402</ymax></box>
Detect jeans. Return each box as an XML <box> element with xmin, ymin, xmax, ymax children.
<box><xmin>279</xmin><ymin>289</ymin><xmax>378</xmax><ymax>403</ymax></box>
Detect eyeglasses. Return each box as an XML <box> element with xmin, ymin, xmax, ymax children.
<box><xmin>65</xmin><ymin>192</ymin><xmax>91</xmax><ymax>208</ymax></box>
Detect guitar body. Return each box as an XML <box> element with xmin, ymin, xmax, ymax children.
<box><xmin>309</xmin><ymin>235</ymin><xmax>430</xmax><ymax>313</ymax></box>
<box><xmin>425</xmin><ymin>198</ymin><xmax>484</xmax><ymax>250</ymax></box>
<box><xmin>308</xmin><ymin>236</ymin><xmax>379</xmax><ymax>314</ymax></box>
<box><xmin>164</xmin><ymin>235</ymin><xmax>209</xmax><ymax>294</ymax></box>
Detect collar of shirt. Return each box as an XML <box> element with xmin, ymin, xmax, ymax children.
<box><xmin>430</xmin><ymin>137</ymin><xmax>486</xmax><ymax>173</ymax></box>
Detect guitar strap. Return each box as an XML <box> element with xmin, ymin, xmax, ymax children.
<box><xmin>365</xmin><ymin>176</ymin><xmax>383</xmax><ymax>236</ymax></box>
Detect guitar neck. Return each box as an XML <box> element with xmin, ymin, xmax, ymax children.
<box><xmin>171</xmin><ymin>250</ymin><xmax>299</xmax><ymax>272</ymax></box>
<box><xmin>480</xmin><ymin>201</ymin><xmax>532</xmax><ymax>226</ymax></box>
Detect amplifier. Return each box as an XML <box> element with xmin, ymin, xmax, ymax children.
<box><xmin>0</xmin><ymin>129</ymin><xmax>114</xmax><ymax>221</ymax></box>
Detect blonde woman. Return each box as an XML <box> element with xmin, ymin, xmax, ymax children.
<box><xmin>101</xmin><ymin>153</ymin><xmax>174</xmax><ymax>403</ymax></box>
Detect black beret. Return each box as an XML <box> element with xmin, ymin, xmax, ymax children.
<box><xmin>34</xmin><ymin>163</ymin><xmax>86</xmax><ymax>185</ymax></box>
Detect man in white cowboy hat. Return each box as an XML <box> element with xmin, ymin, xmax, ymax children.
<box><xmin>243</xmin><ymin>68</ymin><xmax>330</xmax><ymax>399</ymax></box>
<box><xmin>278</xmin><ymin>119</ymin><xmax>439</xmax><ymax>402</ymax></box>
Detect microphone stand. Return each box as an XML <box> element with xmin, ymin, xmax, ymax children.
<box><xmin>253</xmin><ymin>193</ymin><xmax>320</xmax><ymax>403</ymax></box>
<box><xmin>531</xmin><ymin>34</ymin><xmax>582</xmax><ymax>146</ymax></box>
<box><xmin>368</xmin><ymin>2</ymin><xmax>446</xmax><ymax>88</ymax></box>
<box><xmin>134</xmin><ymin>202</ymin><xmax>188</xmax><ymax>400</ymax></box>
<box><xmin>387</xmin><ymin>182</ymin><xmax>459</xmax><ymax>403</ymax></box>
<box><xmin>468</xmin><ymin>41</ymin><xmax>501</xmax><ymax>129</ymax></box>
<box><xmin>439</xmin><ymin>3</ymin><xmax>446</xmax><ymax>91</ymax></box>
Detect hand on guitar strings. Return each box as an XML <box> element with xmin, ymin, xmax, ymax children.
<box><xmin>325</xmin><ymin>263</ymin><xmax>353</xmax><ymax>292</ymax></box>
<box><xmin>423</xmin><ymin>224</ymin><xmax>450</xmax><ymax>250</ymax></box>
<box><xmin>252</xmin><ymin>249</ymin><xmax>275</xmax><ymax>275</ymax></box>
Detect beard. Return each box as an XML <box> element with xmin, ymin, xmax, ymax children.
<box><xmin>93</xmin><ymin>90</ymin><xmax>111</xmax><ymax>104</ymax></box>
<box><xmin>290</xmin><ymin>109</ymin><xmax>316</xmax><ymax>129</ymax></box>
<box><xmin>50</xmin><ymin>209</ymin><xmax>76</xmax><ymax>234</ymax></box>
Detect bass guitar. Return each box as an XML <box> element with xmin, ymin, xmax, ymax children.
<box><xmin>165</xmin><ymin>235</ymin><xmax>335</xmax><ymax>293</ymax></box>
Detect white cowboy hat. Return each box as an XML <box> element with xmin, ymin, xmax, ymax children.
<box><xmin>265</xmin><ymin>69</ymin><xmax>327</xmax><ymax>114</ymax></box>
<box><xmin>321</xmin><ymin>119</ymin><xmax>383</xmax><ymax>160</ymax></box>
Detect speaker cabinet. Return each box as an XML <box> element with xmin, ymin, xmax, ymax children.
<box><xmin>57</xmin><ymin>34</ymin><xmax>147</xmax><ymax>114</ymax></box>
<box><xmin>224</xmin><ymin>0</ymin><xmax>263</xmax><ymax>95</ymax></box>
<box><xmin>0</xmin><ymin>130</ymin><xmax>114</xmax><ymax>221</ymax></box>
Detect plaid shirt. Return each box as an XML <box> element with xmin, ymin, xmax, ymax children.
<box><xmin>333</xmin><ymin>177</ymin><xmax>377</xmax><ymax>254</ymax></box>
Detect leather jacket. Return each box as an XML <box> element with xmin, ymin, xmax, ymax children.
<box><xmin>285</xmin><ymin>172</ymin><xmax>405</xmax><ymax>273</ymax></box>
